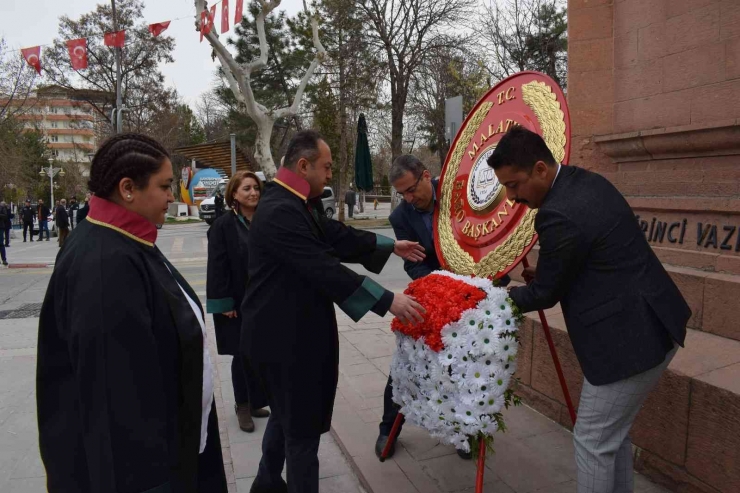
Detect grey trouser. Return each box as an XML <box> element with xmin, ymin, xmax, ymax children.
<box><xmin>575</xmin><ymin>344</ymin><xmax>678</xmax><ymax>493</ymax></box>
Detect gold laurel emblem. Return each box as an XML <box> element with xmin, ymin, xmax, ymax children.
<box><xmin>438</xmin><ymin>80</ymin><xmax>567</xmax><ymax>277</ymax></box>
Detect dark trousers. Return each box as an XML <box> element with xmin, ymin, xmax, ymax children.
<box><xmin>379</xmin><ymin>375</ymin><xmax>405</xmax><ymax>436</ymax></box>
<box><xmin>232</xmin><ymin>354</ymin><xmax>251</xmax><ymax>405</ymax></box>
<box><xmin>23</xmin><ymin>222</ymin><xmax>33</xmax><ymax>241</ymax></box>
<box><xmin>346</xmin><ymin>204</ymin><xmax>354</xmax><ymax>218</ymax></box>
<box><xmin>232</xmin><ymin>353</ymin><xmax>268</xmax><ymax>409</ymax></box>
<box><xmin>255</xmin><ymin>413</ymin><xmax>320</xmax><ymax>493</ymax></box>
<box><xmin>38</xmin><ymin>220</ymin><xmax>49</xmax><ymax>240</ymax></box>
<box><xmin>0</xmin><ymin>230</ymin><xmax>5</xmax><ymax>263</ymax></box>
<box><xmin>57</xmin><ymin>227</ymin><xmax>69</xmax><ymax>247</ymax></box>
<box><xmin>3</xmin><ymin>226</ymin><xmax>9</xmax><ymax>246</ymax></box>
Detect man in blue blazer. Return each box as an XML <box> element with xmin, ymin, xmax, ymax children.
<box><xmin>376</xmin><ymin>155</ymin><xmax>511</xmax><ymax>460</ymax></box>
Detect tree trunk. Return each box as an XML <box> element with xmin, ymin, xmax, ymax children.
<box><xmin>390</xmin><ymin>94</ymin><xmax>405</xmax><ymax>211</ymax></box>
<box><xmin>254</xmin><ymin>118</ymin><xmax>277</xmax><ymax>179</ymax></box>
<box><xmin>337</xmin><ymin>27</ymin><xmax>348</xmax><ymax>222</ymax></box>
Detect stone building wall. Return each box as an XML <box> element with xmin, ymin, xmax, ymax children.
<box><xmin>511</xmin><ymin>2</ymin><xmax>740</xmax><ymax>493</ymax></box>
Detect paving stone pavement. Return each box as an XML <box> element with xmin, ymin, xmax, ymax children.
<box><xmin>331</xmin><ymin>311</ymin><xmax>672</xmax><ymax>493</ymax></box>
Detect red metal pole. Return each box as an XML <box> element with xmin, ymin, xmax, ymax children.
<box><xmin>379</xmin><ymin>413</ymin><xmax>404</xmax><ymax>462</ymax></box>
<box><xmin>475</xmin><ymin>436</ymin><xmax>486</xmax><ymax>493</ymax></box>
<box><xmin>521</xmin><ymin>256</ymin><xmax>577</xmax><ymax>425</ymax></box>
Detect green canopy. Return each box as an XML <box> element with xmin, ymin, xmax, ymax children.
<box><xmin>354</xmin><ymin>114</ymin><xmax>374</xmax><ymax>191</ymax></box>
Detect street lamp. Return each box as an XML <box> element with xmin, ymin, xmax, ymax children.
<box><xmin>40</xmin><ymin>157</ymin><xmax>65</xmax><ymax>208</ymax></box>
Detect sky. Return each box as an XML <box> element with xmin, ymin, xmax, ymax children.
<box><xmin>1</xmin><ymin>0</ymin><xmax>306</xmax><ymax>105</ymax></box>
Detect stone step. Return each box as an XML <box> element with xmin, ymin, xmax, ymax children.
<box><xmin>516</xmin><ymin>305</ymin><xmax>740</xmax><ymax>493</ymax></box>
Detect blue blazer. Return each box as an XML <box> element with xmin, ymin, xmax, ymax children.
<box><xmin>389</xmin><ymin>179</ymin><xmax>441</xmax><ymax>280</ymax></box>
<box><xmin>389</xmin><ymin>179</ymin><xmax>511</xmax><ymax>286</ymax></box>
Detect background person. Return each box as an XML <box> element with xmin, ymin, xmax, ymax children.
<box><xmin>76</xmin><ymin>193</ymin><xmax>91</xmax><ymax>223</ymax></box>
<box><xmin>344</xmin><ymin>184</ymin><xmax>357</xmax><ymax>218</ymax></box>
<box><xmin>55</xmin><ymin>199</ymin><xmax>70</xmax><ymax>248</ymax></box>
<box><xmin>37</xmin><ymin>199</ymin><xmax>50</xmax><ymax>241</ymax></box>
<box><xmin>21</xmin><ymin>200</ymin><xmax>35</xmax><ymax>242</ymax></box>
<box><xmin>37</xmin><ymin>133</ymin><xmax>227</xmax><ymax>492</ymax></box>
<box><xmin>489</xmin><ymin>126</ymin><xmax>690</xmax><ymax>493</ymax></box>
<box><xmin>68</xmin><ymin>197</ymin><xmax>79</xmax><ymax>230</ymax></box>
<box><xmin>0</xmin><ymin>201</ymin><xmax>10</xmax><ymax>247</ymax></box>
<box><xmin>206</xmin><ymin>171</ymin><xmax>270</xmax><ymax>433</ymax></box>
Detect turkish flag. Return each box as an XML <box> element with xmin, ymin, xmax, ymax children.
<box><xmin>200</xmin><ymin>11</ymin><xmax>209</xmax><ymax>42</ymax></box>
<box><xmin>149</xmin><ymin>21</ymin><xmax>171</xmax><ymax>37</ymax></box>
<box><xmin>222</xmin><ymin>0</ymin><xmax>230</xmax><ymax>33</ymax></box>
<box><xmin>21</xmin><ymin>46</ymin><xmax>41</xmax><ymax>75</ymax></box>
<box><xmin>104</xmin><ymin>30</ymin><xmax>125</xmax><ymax>48</ymax></box>
<box><xmin>235</xmin><ymin>0</ymin><xmax>244</xmax><ymax>25</ymax></box>
<box><xmin>67</xmin><ymin>38</ymin><xmax>88</xmax><ymax>70</ymax></box>
<box><xmin>210</xmin><ymin>5</ymin><xmax>217</xmax><ymax>33</ymax></box>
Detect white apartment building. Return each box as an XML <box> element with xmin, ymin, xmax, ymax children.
<box><xmin>8</xmin><ymin>86</ymin><xmax>110</xmax><ymax>175</ymax></box>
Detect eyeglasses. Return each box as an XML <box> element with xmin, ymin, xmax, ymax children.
<box><xmin>398</xmin><ymin>174</ymin><xmax>424</xmax><ymax>196</ymax></box>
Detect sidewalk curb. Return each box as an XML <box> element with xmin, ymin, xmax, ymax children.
<box><xmin>8</xmin><ymin>263</ymin><xmax>54</xmax><ymax>269</ymax></box>
<box><xmin>330</xmin><ymin>426</ymin><xmax>374</xmax><ymax>493</ymax></box>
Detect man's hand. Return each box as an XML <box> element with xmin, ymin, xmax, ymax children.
<box><xmin>394</xmin><ymin>240</ymin><xmax>426</xmax><ymax>262</ymax></box>
<box><xmin>222</xmin><ymin>310</ymin><xmax>238</xmax><ymax>318</ymax></box>
<box><xmin>390</xmin><ymin>293</ymin><xmax>426</xmax><ymax>325</ymax></box>
<box><xmin>522</xmin><ymin>266</ymin><xmax>536</xmax><ymax>285</ymax></box>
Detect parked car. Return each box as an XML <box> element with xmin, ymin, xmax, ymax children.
<box><xmin>321</xmin><ymin>186</ymin><xmax>336</xmax><ymax>219</ymax></box>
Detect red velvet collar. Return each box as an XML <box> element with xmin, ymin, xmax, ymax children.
<box><xmin>273</xmin><ymin>166</ymin><xmax>310</xmax><ymax>201</ymax></box>
<box><xmin>86</xmin><ymin>195</ymin><xmax>158</xmax><ymax>247</ymax></box>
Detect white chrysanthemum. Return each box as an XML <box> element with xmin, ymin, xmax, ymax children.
<box><xmin>459</xmin><ymin>309</ymin><xmax>483</xmax><ymax>332</ymax></box>
<box><xmin>494</xmin><ymin>334</ymin><xmax>518</xmax><ymax>361</ymax></box>
<box><xmin>450</xmin><ymin>432</ymin><xmax>471</xmax><ymax>453</ymax></box>
<box><xmin>490</xmin><ymin>367</ymin><xmax>512</xmax><ymax>396</ymax></box>
<box><xmin>441</xmin><ymin>325</ymin><xmax>467</xmax><ymax>348</ymax></box>
<box><xmin>475</xmin><ymin>327</ymin><xmax>497</xmax><ymax>355</ymax></box>
<box><xmin>438</xmin><ymin>346</ymin><xmax>459</xmax><ymax>367</ymax></box>
<box><xmin>501</xmin><ymin>359</ymin><xmax>517</xmax><ymax>376</ymax></box>
<box><xmin>456</xmin><ymin>402</ymin><xmax>479</xmax><ymax>425</ymax></box>
<box><xmin>467</xmin><ymin>362</ymin><xmax>489</xmax><ymax>387</ymax></box>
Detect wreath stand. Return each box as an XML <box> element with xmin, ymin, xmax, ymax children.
<box><xmin>378</xmin><ymin>256</ymin><xmax>577</xmax><ymax>493</ymax></box>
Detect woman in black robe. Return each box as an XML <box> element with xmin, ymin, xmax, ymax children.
<box><xmin>206</xmin><ymin>171</ymin><xmax>269</xmax><ymax>432</ymax></box>
<box><xmin>36</xmin><ymin>133</ymin><xmax>227</xmax><ymax>493</ymax></box>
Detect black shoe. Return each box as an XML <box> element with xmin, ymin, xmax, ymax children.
<box><xmin>2</xmin><ymin>261</ymin><xmax>8</xmax><ymax>267</ymax></box>
<box><xmin>375</xmin><ymin>434</ymin><xmax>396</xmax><ymax>460</ymax></box>
<box><xmin>249</xmin><ymin>478</ymin><xmax>288</xmax><ymax>493</ymax></box>
<box><xmin>457</xmin><ymin>448</ymin><xmax>472</xmax><ymax>460</ymax></box>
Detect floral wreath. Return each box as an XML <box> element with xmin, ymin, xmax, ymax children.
<box><xmin>390</xmin><ymin>271</ymin><xmax>522</xmax><ymax>453</ymax></box>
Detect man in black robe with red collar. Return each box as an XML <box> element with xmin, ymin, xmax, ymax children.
<box><xmin>242</xmin><ymin>130</ymin><xmax>426</xmax><ymax>493</ymax></box>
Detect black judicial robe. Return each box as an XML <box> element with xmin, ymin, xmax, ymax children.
<box><xmin>36</xmin><ymin>196</ymin><xmax>227</xmax><ymax>493</ymax></box>
<box><xmin>241</xmin><ymin>171</ymin><xmax>395</xmax><ymax>438</ymax></box>
<box><xmin>206</xmin><ymin>210</ymin><xmax>251</xmax><ymax>356</ymax></box>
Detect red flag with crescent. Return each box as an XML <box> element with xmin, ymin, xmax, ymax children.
<box><xmin>104</xmin><ymin>30</ymin><xmax>125</xmax><ymax>48</ymax></box>
<box><xmin>210</xmin><ymin>5</ymin><xmax>217</xmax><ymax>33</ymax></box>
<box><xmin>66</xmin><ymin>38</ymin><xmax>88</xmax><ymax>70</ymax></box>
<box><xmin>235</xmin><ymin>0</ymin><xmax>244</xmax><ymax>25</ymax></box>
<box><xmin>149</xmin><ymin>21</ymin><xmax>171</xmax><ymax>37</ymax></box>
<box><xmin>21</xmin><ymin>46</ymin><xmax>42</xmax><ymax>75</ymax></box>
<box><xmin>222</xmin><ymin>0</ymin><xmax>230</xmax><ymax>33</ymax></box>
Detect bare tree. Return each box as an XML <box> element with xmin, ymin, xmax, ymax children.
<box><xmin>0</xmin><ymin>36</ymin><xmax>39</xmax><ymax>123</ymax></box>
<box><xmin>196</xmin><ymin>0</ymin><xmax>325</xmax><ymax>178</ymax></box>
<box><xmin>478</xmin><ymin>0</ymin><xmax>567</xmax><ymax>87</ymax></box>
<box><xmin>358</xmin><ymin>0</ymin><xmax>475</xmax><ymax>163</ymax></box>
<box><xmin>195</xmin><ymin>90</ymin><xmax>229</xmax><ymax>141</ymax></box>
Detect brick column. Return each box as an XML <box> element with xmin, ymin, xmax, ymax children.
<box><xmin>567</xmin><ymin>0</ymin><xmax>615</xmax><ymax>172</ymax></box>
